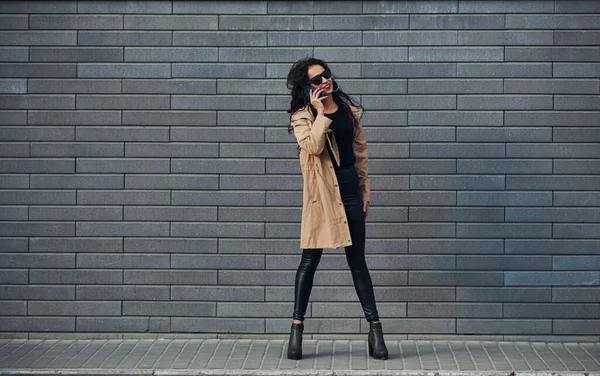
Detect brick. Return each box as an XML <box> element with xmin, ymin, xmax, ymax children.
<box><xmin>31</xmin><ymin>174</ymin><xmax>123</xmax><ymax>189</ymax></box>
<box><xmin>0</xmin><ymin>175</ymin><xmax>28</xmax><ymax>189</ymax></box>
<box><xmin>458</xmin><ymin>63</ymin><xmax>552</xmax><ymax>77</ymax></box>
<box><xmin>0</xmin><ymin>95</ymin><xmax>74</xmax><ymax>110</ymax></box>
<box><xmin>457</xmin><ymin>191</ymin><xmax>552</xmax><ymax>206</ymax></box>
<box><xmin>0</xmin><ymin>31</ymin><xmax>76</xmax><ymax>45</ymax></box>
<box><xmin>218</xmin><ymin>239</ymin><xmax>298</xmax><ymax>254</ymax></box>
<box><xmin>462</xmin><ymin>1</ymin><xmax>554</xmax><ymax>12</ymax></box>
<box><xmin>408</xmin><ymin>303</ymin><xmax>502</xmax><ymax>318</ymax></box>
<box><xmin>368</xmin><ymin>127</ymin><xmax>455</xmax><ymax>142</ymax></box>
<box><xmin>30</xmin><ymin>15</ymin><xmax>122</xmax><ymax>29</ymax></box>
<box><xmin>409</xmin><ymin>239</ymin><xmax>503</xmax><ymax>254</ymax></box>
<box><xmin>268</xmin><ymin>31</ymin><xmax>362</xmax><ymax>46</ymax></box>
<box><xmin>0</xmin><ymin>222</ymin><xmax>74</xmax><ymax>237</ymax></box>
<box><xmin>217</xmin><ymin>79</ymin><xmax>288</xmax><ymax>95</ymax></box>
<box><xmin>28</xmin><ymin>79</ymin><xmax>121</xmax><ymax>94</ymax></box>
<box><xmin>28</xmin><ymin>110</ymin><xmax>121</xmax><ymax>125</ymax></box>
<box><xmin>506</xmin><ymin>240</ymin><xmax>600</xmax><ymax>255</ymax></box>
<box><xmin>171</xmin><ymin>318</ymin><xmax>263</xmax><ymax>333</ymax></box>
<box><xmin>0</xmin><ymin>111</ymin><xmax>25</xmax><ymax>125</ymax></box>
<box><xmin>457</xmin><ymin>319</ymin><xmax>551</xmax><ymax>334</ymax></box>
<box><xmin>362</xmin><ymin>95</ymin><xmax>455</xmax><ymax>109</ymax></box>
<box><xmin>458</xmin><ymin>30</ymin><xmax>553</xmax><ymax>45</ymax></box>
<box><xmin>30</xmin><ymin>237</ymin><xmax>122</xmax><ymax>253</ymax></box>
<box><xmin>411</xmin><ymin>271</ymin><xmax>503</xmax><ymax>286</ymax></box>
<box><xmin>171</xmin><ymin>254</ymin><xmax>264</xmax><ymax>270</ymax></box>
<box><xmin>174</xmin><ymin>1</ymin><xmax>266</xmax><ymax>14</ymax></box>
<box><xmin>0</xmin><ymin>190</ymin><xmax>75</xmax><ymax>205</ymax></box>
<box><xmin>268</xmin><ymin>62</ymin><xmax>361</xmax><ymax>78</ymax></box>
<box><xmin>77</xmin><ymin>254</ymin><xmax>169</xmax><ymax>269</ymax></box>
<box><xmin>459</xmin><ymin>95</ymin><xmax>552</xmax><ymax>110</ymax></box>
<box><xmin>312</xmin><ymin>302</ymin><xmax>405</xmax><ymax>318</ymax></box>
<box><xmin>125</xmin><ymin>175</ymin><xmax>218</xmax><ymax>190</ymax></box>
<box><xmin>76</xmin><ymin>127</ymin><xmax>169</xmax><ymax>142</ymax></box>
<box><xmin>124</xmin><ymin>270</ymin><xmax>216</xmax><ymax>285</ymax></box>
<box><xmin>507</xmin><ymin>15</ymin><xmax>600</xmax><ymax>29</ymax></box>
<box><xmin>457</xmin><ymin>127</ymin><xmax>551</xmax><ymax>142</ymax></box>
<box><xmin>554</xmin><ymin>192</ymin><xmax>600</xmax><ymax>206</ymax></box>
<box><xmin>172</xmin><ymin>191</ymin><xmax>265</xmax><ymax>206</ymax></box>
<box><xmin>316</xmin><ymin>15</ymin><xmax>408</xmax><ymax>30</ymax></box>
<box><xmin>413</xmin><ymin>47</ymin><xmax>503</xmax><ymax>62</ymax></box>
<box><xmin>0</xmin><ymin>48</ymin><xmax>28</xmax><ymax>62</ymax></box>
<box><xmin>0</xmin><ymin>238</ymin><xmax>28</xmax><ymax>252</ymax></box>
<box><xmin>317</xmin><ymin>47</ymin><xmax>409</xmax><ymax>63</ymax></box>
<box><xmin>125</xmin><ymin>47</ymin><xmax>218</xmax><ymax>62</ymax></box>
<box><xmin>409</xmin><ymin>111</ymin><xmax>503</xmax><ymax>126</ymax></box>
<box><xmin>265</xmin><ymin>95</ymin><xmax>288</xmax><ymax>110</ymax></box>
<box><xmin>554</xmin><ymin>320</ymin><xmax>600</xmax><ymax>335</ymax></box>
<box><xmin>173</xmin><ymin>63</ymin><xmax>266</xmax><ymax>79</ymax></box>
<box><xmin>0</xmin><ymin>143</ymin><xmax>28</xmax><ymax>157</ymax></box>
<box><xmin>506</xmin><ymin>272</ymin><xmax>599</xmax><ymax>286</ymax></box>
<box><xmin>173</xmin><ymin>31</ymin><xmax>266</xmax><ymax>46</ymax></box>
<box><xmin>125</xmin><ymin>110</ymin><xmax>217</xmax><ymax>126</ymax></box>
<box><xmin>0</xmin><ymin>15</ymin><xmax>27</xmax><ymax>29</ymax></box>
<box><xmin>219</xmin><ymin>111</ymin><xmax>288</xmax><ymax>126</ymax></box>
<box><xmin>268</xmin><ymin>318</ymin><xmax>360</xmax><ymax>333</ymax></box>
<box><xmin>148</xmin><ymin>317</ymin><xmax>169</xmax><ymax>332</ymax></box>
<box><xmin>171</xmin><ymin>158</ymin><xmax>264</xmax><ymax>174</ymax></box>
<box><xmin>555</xmin><ymin>160</ymin><xmax>600</xmax><ymax>174</ymax></box>
<box><xmin>377</xmin><ymin>191</ymin><xmax>456</xmax><ymax>206</ymax></box>
<box><xmin>0</xmin><ymin>127</ymin><xmax>73</xmax><ymax>142</ymax></box>
<box><xmin>553</xmin><ymin>63</ymin><xmax>600</xmax><ymax>78</ymax></box>
<box><xmin>76</xmin><ymin>222</ymin><xmax>169</xmax><ymax>237</ymax></box>
<box><xmin>29</xmin><ymin>269</ymin><xmax>122</xmax><ymax>284</ymax></box>
<box><xmin>0</xmin><ymin>270</ymin><xmax>27</xmax><ymax>284</ymax></box>
<box><xmin>410</xmin><ymin>207</ymin><xmax>503</xmax><ymax>222</ymax></box>
<box><xmin>78</xmin><ymin>63</ymin><xmax>170</xmax><ymax>78</ymax></box>
<box><xmin>364</xmin><ymin>30</ymin><xmax>456</xmax><ymax>46</ymax></box>
<box><xmin>220</xmin><ymin>15</ymin><xmax>312</xmax><ymax>30</ymax></box>
<box><xmin>123</xmin><ymin>79</ymin><xmax>215</xmax><ymax>94</ymax></box>
<box><xmin>76</xmin><ymin>158</ymin><xmax>169</xmax><ymax>173</ymax></box>
<box><xmin>410</xmin><ymin>143</ymin><xmax>505</xmax><ymax>158</ymax></box>
<box><xmin>363</xmin><ymin>1</ymin><xmax>457</xmax><ymax>13</ymax></box>
<box><xmin>219</xmin><ymin>175</ymin><xmax>300</xmax><ymax>191</ymax></box>
<box><xmin>507</xmin><ymin>208</ymin><xmax>600</xmax><ymax>223</ymax></box>
<box><xmin>0</xmin><ymin>285</ymin><xmax>74</xmax><ymax>300</ymax></box>
<box><xmin>124</xmin><ymin>238</ymin><xmax>216</xmax><ymax>253</ymax></box>
<box><xmin>220</xmin><ymin>143</ymin><xmax>294</xmax><ymax>158</ymax></box>
<box><xmin>409</xmin><ymin>79</ymin><xmax>501</xmax><ymax>94</ymax></box>
<box><xmin>365</xmin><ymin>318</ymin><xmax>456</xmax><ymax>334</ymax></box>
<box><xmin>171</xmin><ymin>128</ymin><xmax>263</xmax><ymax>143</ymax></box>
<box><xmin>77</xmin><ymin>95</ymin><xmax>170</xmax><ymax>110</ymax></box>
<box><xmin>123</xmin><ymin>302</ymin><xmax>215</xmax><ymax>317</ymax></box>
<box><xmin>171</xmin><ymin>286</ymin><xmax>264</xmax><ymax>302</ymax></box>
<box><xmin>555</xmin><ymin>95</ymin><xmax>600</xmax><ymax>110</ymax></box>
<box><xmin>218</xmin><ymin>302</ymin><xmax>293</xmax><ymax>317</ymax></box>
<box><xmin>267</xmin><ymin>286</ymin><xmax>455</xmax><ymax>302</ymax></box>
<box><xmin>505</xmin><ymin>303</ymin><xmax>598</xmax><ymax>318</ymax></box>
<box><xmin>555</xmin><ymin>31</ymin><xmax>600</xmax><ymax>45</ymax></box>
<box><xmin>457</xmin><ymin>223</ymin><xmax>551</xmax><ymax>238</ymax></box>
<box><xmin>506</xmin><ymin>111</ymin><xmax>600</xmax><ymax>126</ymax></box>
<box><xmin>553</xmin><ymin>288</ymin><xmax>600</xmax><ymax>303</ymax></box>
<box><xmin>507</xmin><ymin>175</ymin><xmax>600</xmax><ymax>190</ymax></box>
<box><xmin>410</xmin><ymin>175</ymin><xmax>504</xmax><ymax>190</ymax></box>
<box><xmin>76</xmin><ymin>317</ymin><xmax>148</xmax><ymax>332</ymax></box>
<box><xmin>457</xmin><ymin>287</ymin><xmax>551</xmax><ymax>302</ymax></box>
<box><xmin>458</xmin><ymin>255</ymin><xmax>551</xmax><ymax>270</ymax></box>
<box><xmin>29</xmin><ymin>206</ymin><xmax>121</xmax><ymax>221</ymax></box>
<box><xmin>0</xmin><ymin>79</ymin><xmax>26</xmax><ymax>94</ymax></box>
<box><xmin>268</xmin><ymin>1</ymin><xmax>361</xmax><ymax>14</ymax></box>
<box><xmin>30</xmin><ymin>47</ymin><xmax>123</xmax><ymax>62</ymax></box>
<box><xmin>124</xmin><ymin>206</ymin><xmax>216</xmax><ymax>221</ymax></box>
<box><xmin>507</xmin><ymin>47</ymin><xmax>600</xmax><ymax>62</ymax></box>
<box><xmin>30</xmin><ymin>142</ymin><xmax>123</xmax><ymax>157</ymax></box>
<box><xmin>78</xmin><ymin>1</ymin><xmax>170</xmax><ymax>13</ymax></box>
<box><xmin>265</xmin><ymin>191</ymin><xmax>302</xmax><ymax>206</ymax></box>
<box><xmin>78</xmin><ymin>31</ymin><xmax>171</xmax><ymax>46</ymax></box>
<box><xmin>457</xmin><ymin>159</ymin><xmax>552</xmax><ymax>174</ymax></box>
<box><xmin>172</xmin><ymin>95</ymin><xmax>264</xmax><ymax>110</ymax></box>
<box><xmin>362</xmin><ymin>63</ymin><xmax>456</xmax><ymax>78</ymax></box>
<box><xmin>28</xmin><ymin>301</ymin><xmax>121</xmax><ymax>316</ymax></box>
<box><xmin>0</xmin><ymin>63</ymin><xmax>76</xmax><ymax>78</ymax></box>
<box><xmin>124</xmin><ymin>15</ymin><xmax>217</xmax><ymax>30</ymax></box>
<box><xmin>0</xmin><ymin>317</ymin><xmax>74</xmax><ymax>332</ymax></box>
<box><xmin>0</xmin><ymin>301</ymin><xmax>26</xmax><ymax>315</ymax></box>
<box><xmin>218</xmin><ymin>207</ymin><xmax>298</xmax><ymax>223</ymax></box>
<box><xmin>411</xmin><ymin>15</ymin><xmax>504</xmax><ymax>29</ymax></box>
<box><xmin>555</xmin><ymin>224</ymin><xmax>600</xmax><ymax>239</ymax></box>
<box><xmin>76</xmin><ymin>286</ymin><xmax>169</xmax><ymax>301</ymax></box>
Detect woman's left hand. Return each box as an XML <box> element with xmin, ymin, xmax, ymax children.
<box><xmin>362</xmin><ymin>200</ymin><xmax>369</xmax><ymax>220</ymax></box>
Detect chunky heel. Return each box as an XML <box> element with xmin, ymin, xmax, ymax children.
<box><xmin>287</xmin><ymin>322</ymin><xmax>304</xmax><ymax>360</ymax></box>
<box><xmin>367</xmin><ymin>322</ymin><xmax>388</xmax><ymax>360</ymax></box>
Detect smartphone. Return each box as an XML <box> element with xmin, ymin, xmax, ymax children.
<box><xmin>304</xmin><ymin>86</ymin><xmax>325</xmax><ymax>102</ymax></box>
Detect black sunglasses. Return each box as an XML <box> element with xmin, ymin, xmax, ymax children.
<box><xmin>308</xmin><ymin>68</ymin><xmax>332</xmax><ymax>85</ymax></box>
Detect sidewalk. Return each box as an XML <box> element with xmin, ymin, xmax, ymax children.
<box><xmin>1</xmin><ymin>338</ymin><xmax>600</xmax><ymax>376</ymax></box>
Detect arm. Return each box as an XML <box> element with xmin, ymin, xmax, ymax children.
<box><xmin>291</xmin><ymin>110</ymin><xmax>332</xmax><ymax>155</ymax></box>
<box><xmin>353</xmin><ymin>110</ymin><xmax>371</xmax><ymax>203</ymax></box>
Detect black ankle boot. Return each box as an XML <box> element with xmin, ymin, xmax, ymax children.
<box><xmin>287</xmin><ymin>322</ymin><xmax>304</xmax><ymax>360</ymax></box>
<box><xmin>368</xmin><ymin>322</ymin><xmax>388</xmax><ymax>360</ymax></box>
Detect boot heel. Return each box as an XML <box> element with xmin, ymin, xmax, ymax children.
<box><xmin>287</xmin><ymin>322</ymin><xmax>303</xmax><ymax>360</ymax></box>
<box><xmin>368</xmin><ymin>322</ymin><xmax>388</xmax><ymax>360</ymax></box>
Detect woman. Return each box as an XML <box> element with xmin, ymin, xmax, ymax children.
<box><xmin>285</xmin><ymin>58</ymin><xmax>388</xmax><ymax>360</ymax></box>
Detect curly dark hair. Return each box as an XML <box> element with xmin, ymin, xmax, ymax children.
<box><xmin>286</xmin><ymin>57</ymin><xmax>363</xmax><ymax>137</ymax></box>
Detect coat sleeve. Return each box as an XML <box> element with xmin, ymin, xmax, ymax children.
<box><xmin>352</xmin><ymin>108</ymin><xmax>371</xmax><ymax>202</ymax></box>
<box><xmin>291</xmin><ymin>109</ymin><xmax>332</xmax><ymax>156</ymax></box>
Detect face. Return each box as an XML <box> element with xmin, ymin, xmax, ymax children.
<box><xmin>307</xmin><ymin>64</ymin><xmax>333</xmax><ymax>94</ymax></box>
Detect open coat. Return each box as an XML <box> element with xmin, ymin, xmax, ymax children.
<box><xmin>290</xmin><ymin>104</ymin><xmax>371</xmax><ymax>249</ymax></box>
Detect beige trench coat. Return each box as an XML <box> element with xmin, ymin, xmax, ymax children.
<box><xmin>290</xmin><ymin>104</ymin><xmax>371</xmax><ymax>249</ymax></box>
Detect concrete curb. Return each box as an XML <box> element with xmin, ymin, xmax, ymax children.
<box><xmin>1</xmin><ymin>370</ymin><xmax>600</xmax><ymax>376</ymax></box>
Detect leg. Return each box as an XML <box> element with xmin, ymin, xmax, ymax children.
<box><xmin>292</xmin><ymin>248</ymin><xmax>323</xmax><ymax>322</ymax></box>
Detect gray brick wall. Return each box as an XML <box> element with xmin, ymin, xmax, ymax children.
<box><xmin>0</xmin><ymin>0</ymin><xmax>599</xmax><ymax>339</ymax></box>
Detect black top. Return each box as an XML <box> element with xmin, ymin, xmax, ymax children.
<box><xmin>325</xmin><ymin>107</ymin><xmax>355</xmax><ymax>169</ymax></box>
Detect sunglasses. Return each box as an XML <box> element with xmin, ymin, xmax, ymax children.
<box><xmin>307</xmin><ymin>68</ymin><xmax>332</xmax><ymax>85</ymax></box>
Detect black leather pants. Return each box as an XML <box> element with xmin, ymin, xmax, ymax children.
<box><xmin>293</xmin><ymin>164</ymin><xmax>380</xmax><ymax>323</ymax></box>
